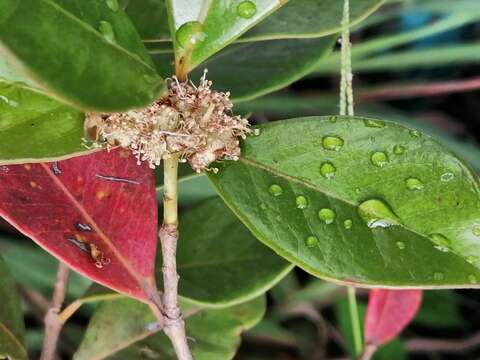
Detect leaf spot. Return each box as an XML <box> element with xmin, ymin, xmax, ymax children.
<box><xmin>76</xmin><ymin>222</ymin><xmax>93</xmax><ymax>232</ymax></box>
<box><xmin>96</xmin><ymin>190</ymin><xmax>109</xmax><ymax>200</ymax></box>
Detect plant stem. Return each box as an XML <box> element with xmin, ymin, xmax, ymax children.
<box><xmin>347</xmin><ymin>286</ymin><xmax>363</xmax><ymax>358</ymax></box>
<box><xmin>340</xmin><ymin>0</ymin><xmax>354</xmax><ymax>117</ymax></box>
<box><xmin>40</xmin><ymin>262</ymin><xmax>70</xmax><ymax>360</ymax></box>
<box><xmin>159</xmin><ymin>154</ymin><xmax>193</xmax><ymax>360</ymax></box>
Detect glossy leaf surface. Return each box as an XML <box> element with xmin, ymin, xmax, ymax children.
<box><xmin>0</xmin><ymin>0</ymin><xmax>163</xmax><ymax>111</ymax></box>
<box><xmin>0</xmin><ymin>256</ymin><xmax>27</xmax><ymax>360</ymax></box>
<box><xmin>209</xmin><ymin>116</ymin><xmax>480</xmax><ymax>287</ymax></box>
<box><xmin>189</xmin><ymin>36</ymin><xmax>335</xmax><ymax>101</ymax></box>
<box><xmin>241</xmin><ymin>0</ymin><xmax>384</xmax><ymax>41</ymax></box>
<box><xmin>365</xmin><ymin>289</ymin><xmax>422</xmax><ymax>346</ymax></box>
<box><xmin>0</xmin><ymin>80</ymin><xmax>91</xmax><ymax>164</ymax></box>
<box><xmin>166</xmin><ymin>0</ymin><xmax>285</xmax><ymax>71</ymax></box>
<box><xmin>74</xmin><ymin>296</ymin><xmax>265</xmax><ymax>360</ymax></box>
<box><xmin>161</xmin><ymin>197</ymin><xmax>292</xmax><ymax>306</ymax></box>
<box><xmin>0</xmin><ymin>149</ymin><xmax>158</xmax><ymax>300</ymax></box>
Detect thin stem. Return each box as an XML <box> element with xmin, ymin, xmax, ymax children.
<box><xmin>347</xmin><ymin>287</ymin><xmax>363</xmax><ymax>358</ymax></box>
<box><xmin>340</xmin><ymin>0</ymin><xmax>354</xmax><ymax>117</ymax></box>
<box><xmin>40</xmin><ymin>262</ymin><xmax>70</xmax><ymax>360</ymax></box>
<box><xmin>159</xmin><ymin>154</ymin><xmax>193</xmax><ymax>360</ymax></box>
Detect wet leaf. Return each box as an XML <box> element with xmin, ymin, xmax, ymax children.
<box><xmin>0</xmin><ymin>149</ymin><xmax>158</xmax><ymax>300</ymax></box>
<box><xmin>166</xmin><ymin>0</ymin><xmax>285</xmax><ymax>72</ymax></box>
<box><xmin>0</xmin><ymin>256</ymin><xmax>28</xmax><ymax>360</ymax></box>
<box><xmin>74</xmin><ymin>296</ymin><xmax>265</xmax><ymax>360</ymax></box>
<box><xmin>0</xmin><ymin>79</ymin><xmax>92</xmax><ymax>164</ymax></box>
<box><xmin>209</xmin><ymin>116</ymin><xmax>480</xmax><ymax>287</ymax></box>
<box><xmin>0</xmin><ymin>0</ymin><xmax>164</xmax><ymax>111</ymax></box>
<box><xmin>365</xmin><ymin>289</ymin><xmax>422</xmax><ymax>347</ymax></box>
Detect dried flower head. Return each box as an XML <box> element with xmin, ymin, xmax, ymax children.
<box><xmin>84</xmin><ymin>71</ymin><xmax>255</xmax><ymax>172</ymax></box>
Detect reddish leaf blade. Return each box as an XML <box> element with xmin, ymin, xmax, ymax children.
<box><xmin>0</xmin><ymin>149</ymin><xmax>157</xmax><ymax>300</ymax></box>
<box><xmin>365</xmin><ymin>289</ymin><xmax>422</xmax><ymax>347</ymax></box>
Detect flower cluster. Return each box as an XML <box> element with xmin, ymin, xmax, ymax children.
<box><xmin>85</xmin><ymin>73</ymin><xmax>255</xmax><ymax>172</ymax></box>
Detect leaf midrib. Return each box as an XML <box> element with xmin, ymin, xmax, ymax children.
<box><xmin>0</xmin><ymin>321</ymin><xmax>27</xmax><ymax>359</ymax></box>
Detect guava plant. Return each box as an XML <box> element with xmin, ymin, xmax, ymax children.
<box><xmin>0</xmin><ymin>0</ymin><xmax>479</xmax><ymax>359</ymax></box>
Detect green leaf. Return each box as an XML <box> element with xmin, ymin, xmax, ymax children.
<box><xmin>188</xmin><ymin>36</ymin><xmax>335</xmax><ymax>102</ymax></box>
<box><xmin>240</xmin><ymin>0</ymin><xmax>384</xmax><ymax>41</ymax></box>
<box><xmin>0</xmin><ymin>255</ymin><xmax>28</xmax><ymax>360</ymax></box>
<box><xmin>0</xmin><ymin>0</ymin><xmax>164</xmax><ymax>111</ymax></box>
<box><xmin>414</xmin><ymin>291</ymin><xmax>464</xmax><ymax>328</ymax></box>
<box><xmin>0</xmin><ymin>237</ymin><xmax>92</xmax><ymax>299</ymax></box>
<box><xmin>163</xmin><ymin>197</ymin><xmax>292</xmax><ymax>306</ymax></box>
<box><xmin>166</xmin><ymin>0</ymin><xmax>285</xmax><ymax>72</ymax></box>
<box><xmin>74</xmin><ymin>296</ymin><xmax>265</xmax><ymax>360</ymax></box>
<box><xmin>209</xmin><ymin>116</ymin><xmax>480</xmax><ymax>287</ymax></box>
<box><xmin>125</xmin><ymin>0</ymin><xmax>170</xmax><ymax>40</ymax></box>
<box><xmin>0</xmin><ymin>80</ymin><xmax>94</xmax><ymax>164</ymax></box>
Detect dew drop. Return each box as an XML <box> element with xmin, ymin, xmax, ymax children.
<box><xmin>99</xmin><ymin>21</ymin><xmax>115</xmax><ymax>43</ymax></box>
<box><xmin>467</xmin><ymin>255</ymin><xmax>478</xmax><ymax>264</ymax></box>
<box><xmin>320</xmin><ymin>161</ymin><xmax>336</xmax><ymax>179</ymax></box>
<box><xmin>343</xmin><ymin>219</ymin><xmax>353</xmax><ymax>229</ymax></box>
<box><xmin>370</xmin><ymin>151</ymin><xmax>389</xmax><ymax>167</ymax></box>
<box><xmin>364</xmin><ymin>119</ymin><xmax>386</xmax><ymax>128</ymax></box>
<box><xmin>409</xmin><ymin>129</ymin><xmax>421</xmax><ymax>138</ymax></box>
<box><xmin>305</xmin><ymin>235</ymin><xmax>319</xmax><ymax>248</ymax></box>
<box><xmin>357</xmin><ymin>199</ymin><xmax>400</xmax><ymax>229</ymax></box>
<box><xmin>0</xmin><ymin>95</ymin><xmax>19</xmax><ymax>107</ymax></box>
<box><xmin>269</xmin><ymin>184</ymin><xmax>283</xmax><ymax>197</ymax></box>
<box><xmin>329</xmin><ymin>116</ymin><xmax>337</xmax><ymax>123</ymax></box>
<box><xmin>318</xmin><ymin>208</ymin><xmax>336</xmax><ymax>224</ymax></box>
<box><xmin>429</xmin><ymin>233</ymin><xmax>452</xmax><ymax>253</ymax></box>
<box><xmin>433</xmin><ymin>272</ymin><xmax>444</xmax><ymax>281</ymax></box>
<box><xmin>396</xmin><ymin>241</ymin><xmax>406</xmax><ymax>250</ymax></box>
<box><xmin>440</xmin><ymin>172</ymin><xmax>455</xmax><ymax>182</ymax></box>
<box><xmin>322</xmin><ymin>136</ymin><xmax>344</xmax><ymax>151</ymax></box>
<box><xmin>393</xmin><ymin>144</ymin><xmax>406</xmax><ymax>155</ymax></box>
<box><xmin>405</xmin><ymin>177</ymin><xmax>424</xmax><ymax>191</ymax></box>
<box><xmin>473</xmin><ymin>226</ymin><xmax>480</xmax><ymax>237</ymax></box>
<box><xmin>175</xmin><ymin>21</ymin><xmax>206</xmax><ymax>48</ymax></box>
<box><xmin>296</xmin><ymin>195</ymin><xmax>308</xmax><ymax>209</ymax></box>
<box><xmin>237</xmin><ymin>0</ymin><xmax>257</xmax><ymax>19</ymax></box>
<box><xmin>106</xmin><ymin>0</ymin><xmax>119</xmax><ymax>11</ymax></box>
<box><xmin>259</xmin><ymin>203</ymin><xmax>267</xmax><ymax>210</ymax></box>
<box><xmin>468</xmin><ymin>274</ymin><xmax>477</xmax><ymax>284</ymax></box>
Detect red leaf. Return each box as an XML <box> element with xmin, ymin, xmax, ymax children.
<box><xmin>0</xmin><ymin>149</ymin><xmax>158</xmax><ymax>300</ymax></box>
<box><xmin>365</xmin><ymin>289</ymin><xmax>422</xmax><ymax>346</ymax></box>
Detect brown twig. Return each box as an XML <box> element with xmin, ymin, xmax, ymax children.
<box><xmin>405</xmin><ymin>331</ymin><xmax>480</xmax><ymax>354</ymax></box>
<box><xmin>358</xmin><ymin>76</ymin><xmax>480</xmax><ymax>102</ymax></box>
<box><xmin>40</xmin><ymin>262</ymin><xmax>70</xmax><ymax>360</ymax></box>
<box><xmin>158</xmin><ymin>155</ymin><xmax>193</xmax><ymax>360</ymax></box>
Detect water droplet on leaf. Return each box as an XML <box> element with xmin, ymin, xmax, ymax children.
<box><xmin>269</xmin><ymin>184</ymin><xmax>283</xmax><ymax>197</ymax></box>
<box><xmin>370</xmin><ymin>151</ymin><xmax>389</xmax><ymax>167</ymax></box>
<box><xmin>343</xmin><ymin>219</ymin><xmax>353</xmax><ymax>229</ymax></box>
<box><xmin>329</xmin><ymin>116</ymin><xmax>337</xmax><ymax>123</ymax></box>
<box><xmin>364</xmin><ymin>119</ymin><xmax>386</xmax><ymax>128</ymax></box>
<box><xmin>429</xmin><ymin>233</ymin><xmax>452</xmax><ymax>252</ymax></box>
<box><xmin>296</xmin><ymin>196</ymin><xmax>308</xmax><ymax>209</ymax></box>
<box><xmin>473</xmin><ymin>226</ymin><xmax>480</xmax><ymax>237</ymax></box>
<box><xmin>175</xmin><ymin>21</ymin><xmax>206</xmax><ymax>48</ymax></box>
<box><xmin>467</xmin><ymin>256</ymin><xmax>478</xmax><ymax>264</ymax></box>
<box><xmin>318</xmin><ymin>208</ymin><xmax>336</xmax><ymax>224</ymax></box>
<box><xmin>99</xmin><ymin>21</ymin><xmax>115</xmax><ymax>43</ymax></box>
<box><xmin>440</xmin><ymin>172</ymin><xmax>455</xmax><ymax>182</ymax></box>
<box><xmin>106</xmin><ymin>0</ymin><xmax>119</xmax><ymax>11</ymax></box>
<box><xmin>396</xmin><ymin>241</ymin><xmax>406</xmax><ymax>250</ymax></box>
<box><xmin>409</xmin><ymin>129</ymin><xmax>421</xmax><ymax>138</ymax></box>
<box><xmin>237</xmin><ymin>0</ymin><xmax>257</xmax><ymax>18</ymax></box>
<box><xmin>357</xmin><ymin>199</ymin><xmax>400</xmax><ymax>228</ymax></box>
<box><xmin>405</xmin><ymin>177</ymin><xmax>424</xmax><ymax>191</ymax></box>
<box><xmin>393</xmin><ymin>144</ymin><xmax>406</xmax><ymax>155</ymax></box>
<box><xmin>320</xmin><ymin>161</ymin><xmax>336</xmax><ymax>179</ymax></box>
<box><xmin>433</xmin><ymin>272</ymin><xmax>444</xmax><ymax>281</ymax></box>
<box><xmin>259</xmin><ymin>203</ymin><xmax>267</xmax><ymax>210</ymax></box>
<box><xmin>305</xmin><ymin>235</ymin><xmax>318</xmax><ymax>247</ymax></box>
<box><xmin>322</xmin><ymin>136</ymin><xmax>344</xmax><ymax>151</ymax></box>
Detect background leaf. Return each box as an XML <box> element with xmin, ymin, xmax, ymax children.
<box><xmin>0</xmin><ymin>255</ymin><xmax>28</xmax><ymax>360</ymax></box>
<box><xmin>0</xmin><ymin>0</ymin><xmax>164</xmax><ymax>111</ymax></box>
<box><xmin>365</xmin><ymin>289</ymin><xmax>422</xmax><ymax>348</ymax></box>
<box><xmin>209</xmin><ymin>116</ymin><xmax>480</xmax><ymax>287</ymax></box>
<box><xmin>0</xmin><ymin>149</ymin><xmax>158</xmax><ymax>300</ymax></box>
<box><xmin>74</xmin><ymin>296</ymin><xmax>265</xmax><ymax>360</ymax></box>
<box><xmin>0</xmin><ymin>79</ymin><xmax>91</xmax><ymax>164</ymax></box>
